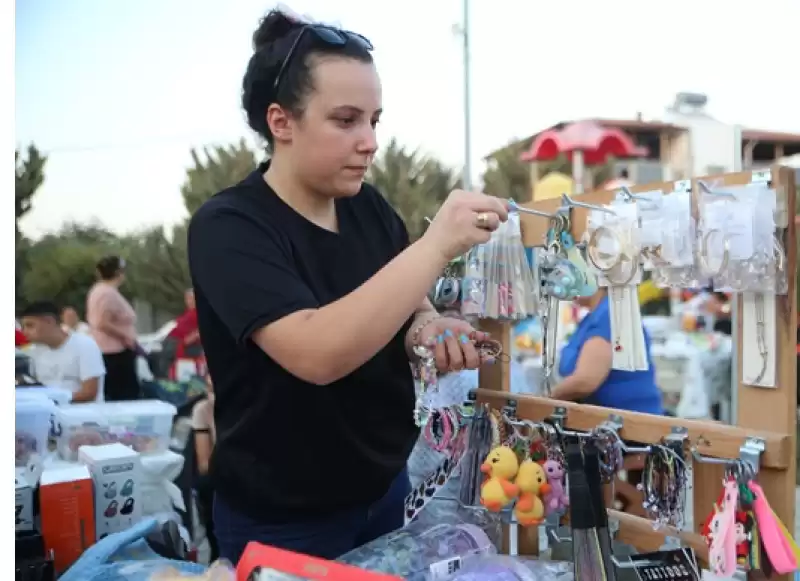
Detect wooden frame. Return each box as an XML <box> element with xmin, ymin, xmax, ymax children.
<box><xmin>476</xmin><ymin>166</ymin><xmax>797</xmax><ymax>580</ymax></box>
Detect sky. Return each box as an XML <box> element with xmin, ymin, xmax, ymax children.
<box><xmin>15</xmin><ymin>0</ymin><xmax>800</xmax><ymax>238</ymax></box>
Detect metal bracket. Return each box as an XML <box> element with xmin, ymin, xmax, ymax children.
<box><xmin>547</xmin><ymin>406</ymin><xmax>567</xmax><ymax>430</ymax></box>
<box><xmin>606</xmin><ymin>413</ymin><xmax>624</xmax><ymax>431</ymax></box>
<box><xmin>739</xmin><ymin>437</ymin><xmax>765</xmax><ymax>476</ymax></box>
<box><xmin>502</xmin><ymin>399</ymin><xmax>518</xmax><ymax>419</ymax></box>
<box><xmin>664</xmin><ymin>426</ymin><xmax>689</xmax><ymax>458</ymax></box>
<box><xmin>673</xmin><ymin>179</ymin><xmax>691</xmax><ymax>193</ymax></box>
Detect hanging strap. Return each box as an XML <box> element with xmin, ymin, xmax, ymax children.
<box><xmin>748</xmin><ymin>481</ymin><xmax>798</xmax><ymax>574</ymax></box>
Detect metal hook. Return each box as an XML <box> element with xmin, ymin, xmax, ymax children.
<box><xmin>596</xmin><ymin>423</ymin><xmax>652</xmax><ymax>455</ymax></box>
<box><xmin>697</xmin><ymin>180</ymin><xmax>736</xmax><ymax>199</ymax></box>
<box><xmin>617</xmin><ymin>186</ymin><xmax>659</xmax><ymax>208</ymax></box>
<box><xmin>508</xmin><ymin>199</ymin><xmax>560</xmax><ymax>219</ymax></box>
<box><xmin>560</xmin><ymin>193</ymin><xmax>617</xmax><ymax>215</ymax></box>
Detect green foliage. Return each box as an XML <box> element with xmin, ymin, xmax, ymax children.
<box><xmin>15</xmin><ymin>144</ymin><xmax>48</xmax><ymax>310</ymax></box>
<box><xmin>181</xmin><ymin>139</ymin><xmax>258</xmax><ymax>216</ymax></box>
<box><xmin>15</xmin><ymin>144</ymin><xmax>47</xmax><ymax>225</ymax></box>
<box><xmin>123</xmin><ymin>224</ymin><xmax>191</xmax><ymax>316</ymax></box>
<box><xmin>368</xmin><ymin>138</ymin><xmax>461</xmax><ymax>241</ymax></box>
<box><xmin>481</xmin><ymin>140</ymin><xmax>531</xmax><ymax>201</ymax></box>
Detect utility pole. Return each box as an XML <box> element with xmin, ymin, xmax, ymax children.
<box><xmin>460</xmin><ymin>0</ymin><xmax>473</xmax><ymax>190</ymax></box>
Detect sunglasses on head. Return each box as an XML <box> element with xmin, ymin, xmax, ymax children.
<box><xmin>273</xmin><ymin>24</ymin><xmax>373</xmax><ymax>93</ymax></box>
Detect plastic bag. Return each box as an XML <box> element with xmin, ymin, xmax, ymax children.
<box><xmin>149</xmin><ymin>561</ymin><xmax>235</xmax><ymax>580</ymax></box>
<box><xmin>440</xmin><ymin>554</ymin><xmax>574</xmax><ymax>581</ymax></box>
<box><xmin>337</xmin><ymin>520</ymin><xmax>496</xmax><ymax>580</ymax></box>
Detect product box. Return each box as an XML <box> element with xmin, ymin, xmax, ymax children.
<box><xmin>15</xmin><ymin>467</ymin><xmax>34</xmax><ymax>533</ymax></box>
<box><xmin>39</xmin><ymin>464</ymin><xmax>95</xmax><ymax>574</ymax></box>
<box><xmin>78</xmin><ymin>442</ymin><xmax>142</xmax><ymax>541</ymax></box>
<box><xmin>236</xmin><ymin>542</ymin><xmax>403</xmax><ymax>581</ymax></box>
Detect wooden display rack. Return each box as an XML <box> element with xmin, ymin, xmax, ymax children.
<box><xmin>476</xmin><ymin>165</ymin><xmax>797</xmax><ymax>580</ymax></box>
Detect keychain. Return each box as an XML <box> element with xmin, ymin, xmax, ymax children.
<box><xmin>413</xmin><ymin>345</ymin><xmax>437</xmax><ymax>427</ymax></box>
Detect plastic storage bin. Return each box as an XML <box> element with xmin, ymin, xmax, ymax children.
<box><xmin>56</xmin><ymin>399</ymin><xmax>177</xmax><ymax>461</ymax></box>
<box><xmin>16</xmin><ymin>396</ymin><xmax>56</xmax><ymax>466</ymax></box>
<box><xmin>16</xmin><ymin>385</ymin><xmax>73</xmax><ymax>405</ymax></box>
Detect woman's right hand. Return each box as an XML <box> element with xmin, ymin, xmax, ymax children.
<box><xmin>422</xmin><ymin>189</ymin><xmax>509</xmax><ymax>262</ymax></box>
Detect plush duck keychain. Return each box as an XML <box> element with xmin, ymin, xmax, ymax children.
<box><xmin>514</xmin><ymin>459</ymin><xmax>551</xmax><ymax>526</ymax></box>
<box><xmin>479</xmin><ymin>446</ymin><xmax>520</xmax><ymax>512</ymax></box>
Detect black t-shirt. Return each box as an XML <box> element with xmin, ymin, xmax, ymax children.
<box><xmin>187</xmin><ymin>163</ymin><xmax>418</xmax><ymax>523</ymax></box>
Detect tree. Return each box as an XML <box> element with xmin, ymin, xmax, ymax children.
<box><xmin>20</xmin><ymin>229</ymin><xmax>111</xmax><ymax>315</ymax></box>
<box><xmin>123</xmin><ymin>224</ymin><xmax>191</xmax><ymax>316</ymax></box>
<box><xmin>481</xmin><ymin>140</ymin><xmax>531</xmax><ymax>202</ymax></box>
<box><xmin>369</xmin><ymin>139</ymin><xmax>460</xmax><ymax>241</ymax></box>
<box><xmin>181</xmin><ymin>139</ymin><xmax>258</xmax><ymax>216</ymax></box>
<box><xmin>15</xmin><ymin>144</ymin><xmax>47</xmax><ymax>231</ymax></box>
<box><xmin>15</xmin><ymin>144</ymin><xmax>48</xmax><ymax>311</ymax></box>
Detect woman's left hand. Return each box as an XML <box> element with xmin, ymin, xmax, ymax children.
<box><xmin>418</xmin><ymin>317</ymin><xmax>491</xmax><ymax>373</ymax></box>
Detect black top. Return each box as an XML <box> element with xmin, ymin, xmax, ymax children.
<box><xmin>187</xmin><ymin>163</ymin><xmax>418</xmax><ymax>523</ymax></box>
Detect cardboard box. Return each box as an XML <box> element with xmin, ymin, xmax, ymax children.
<box><xmin>236</xmin><ymin>542</ymin><xmax>403</xmax><ymax>581</ymax></box>
<box><xmin>39</xmin><ymin>464</ymin><xmax>95</xmax><ymax>573</ymax></box>
<box><xmin>78</xmin><ymin>443</ymin><xmax>142</xmax><ymax>541</ymax></box>
<box><xmin>14</xmin><ymin>467</ymin><xmax>34</xmax><ymax>533</ymax></box>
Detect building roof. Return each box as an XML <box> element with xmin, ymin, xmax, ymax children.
<box><xmin>485</xmin><ymin>117</ymin><xmax>800</xmax><ymax>159</ymax></box>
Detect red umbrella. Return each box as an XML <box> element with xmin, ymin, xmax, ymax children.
<box><xmin>520</xmin><ymin>120</ymin><xmax>648</xmax><ymax>165</ymax></box>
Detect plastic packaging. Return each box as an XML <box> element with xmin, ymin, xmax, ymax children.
<box><xmin>16</xmin><ymin>385</ymin><xmax>73</xmax><ymax>405</ymax></box>
<box><xmin>56</xmin><ymin>399</ymin><xmax>177</xmax><ymax>461</ymax></box>
<box><xmin>337</xmin><ymin>521</ymin><xmax>495</xmax><ymax>580</ymax></box>
<box><xmin>16</xmin><ymin>395</ymin><xmax>56</xmax><ymax>466</ymax></box>
<box><xmin>461</xmin><ymin>214</ymin><xmax>538</xmax><ymax>320</ymax></box>
<box><xmin>439</xmin><ymin>555</ymin><xmax>574</xmax><ymax>580</ymax></box>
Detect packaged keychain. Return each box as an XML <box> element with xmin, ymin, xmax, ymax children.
<box><xmin>460</xmin><ymin>214</ymin><xmax>537</xmax><ymax>320</ymax></box>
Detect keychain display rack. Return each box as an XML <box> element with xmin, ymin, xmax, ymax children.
<box><xmin>476</xmin><ymin>165</ymin><xmax>797</xmax><ymax>580</ymax></box>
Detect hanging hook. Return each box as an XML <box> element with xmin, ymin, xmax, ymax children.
<box><xmin>560</xmin><ymin>193</ymin><xmax>617</xmax><ymax>215</ymax></box>
<box><xmin>697</xmin><ymin>180</ymin><xmax>736</xmax><ymax>199</ymax></box>
<box><xmin>617</xmin><ymin>186</ymin><xmax>659</xmax><ymax>208</ymax></box>
<box><xmin>508</xmin><ymin>199</ymin><xmax>563</xmax><ymax>219</ymax></box>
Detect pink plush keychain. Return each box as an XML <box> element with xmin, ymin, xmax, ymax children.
<box><xmin>542</xmin><ymin>459</ymin><xmax>569</xmax><ymax>514</ymax></box>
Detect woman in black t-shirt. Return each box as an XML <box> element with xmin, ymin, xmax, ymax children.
<box><xmin>187</xmin><ymin>9</ymin><xmax>508</xmax><ymax>564</ymax></box>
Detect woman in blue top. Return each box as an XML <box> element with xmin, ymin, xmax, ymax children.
<box><xmin>553</xmin><ymin>288</ymin><xmax>664</xmax><ymax>414</ymax></box>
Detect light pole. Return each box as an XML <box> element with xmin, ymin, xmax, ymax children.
<box><xmin>454</xmin><ymin>0</ymin><xmax>473</xmax><ymax>190</ymax></box>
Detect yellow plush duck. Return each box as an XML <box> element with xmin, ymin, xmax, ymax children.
<box><xmin>514</xmin><ymin>459</ymin><xmax>551</xmax><ymax>526</ymax></box>
<box><xmin>479</xmin><ymin>446</ymin><xmax>520</xmax><ymax>512</ymax></box>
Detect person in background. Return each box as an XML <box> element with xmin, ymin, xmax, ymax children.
<box><xmin>166</xmin><ymin>288</ymin><xmax>202</xmax><ymax>379</ymax></box>
<box><xmin>16</xmin><ymin>321</ymin><xmax>29</xmax><ymax>347</ymax></box>
<box><xmin>86</xmin><ymin>256</ymin><xmax>140</xmax><ymax>401</ymax></box>
<box><xmin>61</xmin><ymin>306</ymin><xmax>90</xmax><ymax>334</ymax></box>
<box><xmin>21</xmin><ymin>301</ymin><xmax>106</xmax><ymax>402</ymax></box>
<box><xmin>192</xmin><ymin>374</ymin><xmax>218</xmax><ymax>562</ymax></box>
<box><xmin>551</xmin><ymin>288</ymin><xmax>664</xmax><ymax>414</ymax></box>
<box><xmin>702</xmin><ymin>291</ymin><xmax>732</xmax><ymax>336</ymax></box>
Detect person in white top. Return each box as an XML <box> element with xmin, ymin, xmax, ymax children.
<box><xmin>20</xmin><ymin>301</ymin><xmax>106</xmax><ymax>402</ymax></box>
<box><xmin>61</xmin><ymin>306</ymin><xmax>91</xmax><ymax>334</ymax></box>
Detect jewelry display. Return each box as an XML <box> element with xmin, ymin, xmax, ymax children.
<box><xmin>697</xmin><ymin>228</ymin><xmax>730</xmax><ymax>278</ymax></box>
<box><xmin>585</xmin><ymin>199</ymin><xmax>648</xmax><ymax>371</ymax></box>
<box><xmin>461</xmin><ymin>213</ymin><xmax>538</xmax><ymax>320</ymax></box>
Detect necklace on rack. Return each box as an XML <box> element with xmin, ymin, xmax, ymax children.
<box><xmin>749</xmin><ymin>293</ymin><xmax>768</xmax><ymax>385</ymax></box>
<box><xmin>611</xmin><ymin>287</ymin><xmax>624</xmax><ymax>353</ymax></box>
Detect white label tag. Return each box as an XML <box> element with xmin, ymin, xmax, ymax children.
<box><xmin>726</xmin><ymin>212</ymin><xmax>754</xmax><ymax>259</ymax></box>
<box><xmin>429</xmin><ymin>556</ymin><xmax>462</xmax><ymax>579</ymax></box>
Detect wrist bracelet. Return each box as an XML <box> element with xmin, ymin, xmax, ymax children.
<box><xmin>409</xmin><ymin>312</ymin><xmax>441</xmax><ymax>348</ymax></box>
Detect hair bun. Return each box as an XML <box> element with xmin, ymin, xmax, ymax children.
<box><xmin>253</xmin><ymin>9</ymin><xmax>303</xmax><ymax>51</ymax></box>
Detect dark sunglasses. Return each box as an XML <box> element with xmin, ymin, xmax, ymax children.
<box><xmin>273</xmin><ymin>24</ymin><xmax>373</xmax><ymax>93</ymax></box>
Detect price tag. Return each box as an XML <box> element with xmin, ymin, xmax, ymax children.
<box><xmin>429</xmin><ymin>556</ymin><xmax>462</xmax><ymax>579</ymax></box>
